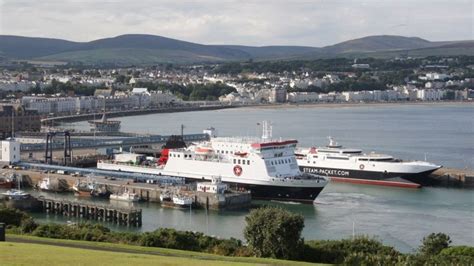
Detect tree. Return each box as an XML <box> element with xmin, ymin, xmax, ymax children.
<box><xmin>419</xmin><ymin>232</ymin><xmax>452</xmax><ymax>256</ymax></box>
<box><xmin>244</xmin><ymin>206</ymin><xmax>304</xmax><ymax>259</ymax></box>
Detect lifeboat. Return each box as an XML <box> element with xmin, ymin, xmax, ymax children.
<box><xmin>234</xmin><ymin>151</ymin><xmax>248</xmax><ymax>157</ymax></box>
<box><xmin>195</xmin><ymin>146</ymin><xmax>213</xmax><ymax>155</ymax></box>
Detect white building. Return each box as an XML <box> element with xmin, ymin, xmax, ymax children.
<box><xmin>425</xmin><ymin>81</ymin><xmax>445</xmax><ymax>89</ymax></box>
<box><xmin>197</xmin><ymin>177</ymin><xmax>228</xmax><ymax>194</ymax></box>
<box><xmin>0</xmin><ymin>81</ymin><xmax>36</xmax><ymax>92</ymax></box>
<box><xmin>417</xmin><ymin>89</ymin><xmax>444</xmax><ymax>101</ymax></box>
<box><xmin>352</xmin><ymin>63</ymin><xmax>370</xmax><ymax>69</ymax></box>
<box><xmin>150</xmin><ymin>91</ymin><xmax>181</xmax><ymax>106</ymax></box>
<box><xmin>0</xmin><ymin>138</ymin><xmax>20</xmax><ymax>164</ymax></box>
<box><xmin>287</xmin><ymin>92</ymin><xmax>319</xmax><ymax>103</ymax></box>
<box><xmin>419</xmin><ymin>73</ymin><xmax>450</xmax><ymax>81</ymax></box>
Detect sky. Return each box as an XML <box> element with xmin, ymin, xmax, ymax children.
<box><xmin>0</xmin><ymin>0</ymin><xmax>472</xmax><ymax>47</ymax></box>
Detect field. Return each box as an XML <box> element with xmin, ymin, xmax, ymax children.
<box><xmin>1</xmin><ymin>235</ymin><xmax>324</xmax><ymax>266</ymax></box>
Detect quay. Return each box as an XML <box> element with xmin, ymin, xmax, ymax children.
<box><xmin>3</xmin><ymin>165</ymin><xmax>252</xmax><ymax>210</ymax></box>
<box><xmin>429</xmin><ymin>167</ymin><xmax>474</xmax><ymax>188</ymax></box>
<box><xmin>37</xmin><ymin>197</ymin><xmax>142</xmax><ymax>227</ymax></box>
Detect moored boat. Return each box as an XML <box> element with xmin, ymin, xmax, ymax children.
<box><xmin>296</xmin><ymin>137</ymin><xmax>442</xmax><ymax>188</ymax></box>
<box><xmin>98</xmin><ymin>122</ymin><xmax>329</xmax><ymax>203</ymax></box>
<box><xmin>110</xmin><ymin>189</ymin><xmax>140</xmax><ymax>202</ymax></box>
<box><xmin>2</xmin><ymin>189</ymin><xmax>30</xmax><ymax>200</ymax></box>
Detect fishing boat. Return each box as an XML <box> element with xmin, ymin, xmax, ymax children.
<box><xmin>110</xmin><ymin>189</ymin><xmax>140</xmax><ymax>202</ymax></box>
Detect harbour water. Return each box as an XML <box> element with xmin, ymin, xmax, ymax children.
<box><xmin>49</xmin><ymin>103</ymin><xmax>474</xmax><ymax>252</ymax></box>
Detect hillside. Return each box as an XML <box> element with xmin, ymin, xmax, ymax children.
<box><xmin>0</xmin><ymin>34</ymin><xmax>471</xmax><ymax>65</ymax></box>
<box><xmin>320</xmin><ymin>35</ymin><xmax>434</xmax><ymax>54</ymax></box>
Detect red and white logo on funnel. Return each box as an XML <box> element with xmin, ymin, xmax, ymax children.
<box><xmin>233</xmin><ymin>165</ymin><xmax>243</xmax><ymax>176</ymax></box>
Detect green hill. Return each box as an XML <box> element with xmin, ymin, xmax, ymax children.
<box><xmin>0</xmin><ymin>34</ymin><xmax>471</xmax><ymax>65</ymax></box>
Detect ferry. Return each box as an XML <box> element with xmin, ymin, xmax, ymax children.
<box><xmin>296</xmin><ymin>137</ymin><xmax>442</xmax><ymax>188</ymax></box>
<box><xmin>98</xmin><ymin>123</ymin><xmax>328</xmax><ymax>203</ymax></box>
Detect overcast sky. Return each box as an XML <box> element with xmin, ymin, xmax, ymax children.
<box><xmin>0</xmin><ymin>0</ymin><xmax>472</xmax><ymax>46</ymax></box>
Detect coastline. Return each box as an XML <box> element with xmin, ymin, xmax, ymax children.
<box><xmin>44</xmin><ymin>101</ymin><xmax>473</xmax><ymax>124</ymax></box>
<box><xmin>247</xmin><ymin>100</ymin><xmax>474</xmax><ymax>110</ymax></box>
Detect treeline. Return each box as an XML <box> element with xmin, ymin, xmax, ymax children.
<box><xmin>1</xmin><ymin>207</ymin><xmax>473</xmax><ymax>265</ymax></box>
<box><xmin>214</xmin><ymin>56</ymin><xmax>474</xmax><ymax>74</ymax></box>
<box><xmin>28</xmin><ymin>79</ymin><xmax>98</xmax><ymax>96</ymax></box>
<box><xmin>134</xmin><ymin>81</ymin><xmax>236</xmax><ymax>101</ymax></box>
<box><xmin>215</xmin><ymin>58</ymin><xmax>353</xmax><ymax>74</ymax></box>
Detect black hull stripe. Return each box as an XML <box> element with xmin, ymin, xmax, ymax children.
<box><xmin>185</xmin><ymin>178</ymin><xmax>325</xmax><ymax>203</ymax></box>
<box><xmin>300</xmin><ymin>166</ymin><xmax>437</xmax><ymax>185</ymax></box>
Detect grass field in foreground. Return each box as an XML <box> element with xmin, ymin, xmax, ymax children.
<box><xmin>0</xmin><ymin>242</ymin><xmax>254</xmax><ymax>266</ymax></box>
<box><xmin>2</xmin><ymin>235</ymin><xmax>325</xmax><ymax>265</ymax></box>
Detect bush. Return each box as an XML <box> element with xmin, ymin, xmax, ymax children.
<box><xmin>0</xmin><ymin>208</ymin><xmax>29</xmax><ymax>227</ymax></box>
<box><xmin>210</xmin><ymin>238</ymin><xmax>243</xmax><ymax>256</ymax></box>
<box><xmin>32</xmin><ymin>223</ymin><xmax>110</xmax><ymax>241</ymax></box>
<box><xmin>20</xmin><ymin>218</ymin><xmax>38</xmax><ymax>234</ymax></box>
<box><xmin>32</xmin><ymin>224</ymin><xmax>65</xmax><ymax>239</ymax></box>
<box><xmin>440</xmin><ymin>245</ymin><xmax>474</xmax><ymax>258</ymax></box>
<box><xmin>244</xmin><ymin>206</ymin><xmax>305</xmax><ymax>259</ymax></box>
<box><xmin>303</xmin><ymin>236</ymin><xmax>400</xmax><ymax>264</ymax></box>
<box><xmin>419</xmin><ymin>232</ymin><xmax>452</xmax><ymax>256</ymax></box>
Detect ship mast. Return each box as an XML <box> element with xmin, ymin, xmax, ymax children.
<box><xmin>261</xmin><ymin>121</ymin><xmax>272</xmax><ymax>141</ymax></box>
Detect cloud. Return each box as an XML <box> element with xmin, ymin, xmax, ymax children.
<box><xmin>0</xmin><ymin>0</ymin><xmax>472</xmax><ymax>46</ymax></box>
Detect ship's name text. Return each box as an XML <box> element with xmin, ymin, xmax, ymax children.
<box><xmin>303</xmin><ymin>167</ymin><xmax>350</xmax><ymax>176</ymax></box>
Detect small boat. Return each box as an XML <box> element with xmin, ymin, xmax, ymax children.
<box><xmin>2</xmin><ymin>189</ymin><xmax>30</xmax><ymax>200</ymax></box>
<box><xmin>91</xmin><ymin>185</ymin><xmax>111</xmax><ymax>199</ymax></box>
<box><xmin>2</xmin><ymin>172</ymin><xmax>30</xmax><ymax>200</ymax></box>
<box><xmin>159</xmin><ymin>192</ymin><xmax>171</xmax><ymax>202</ymax></box>
<box><xmin>72</xmin><ymin>179</ymin><xmax>95</xmax><ymax>197</ymax></box>
<box><xmin>110</xmin><ymin>190</ymin><xmax>139</xmax><ymax>202</ymax></box>
<box><xmin>37</xmin><ymin>176</ymin><xmax>69</xmax><ymax>192</ymax></box>
<box><xmin>0</xmin><ymin>177</ymin><xmax>14</xmax><ymax>189</ymax></box>
<box><xmin>72</xmin><ymin>174</ymin><xmax>110</xmax><ymax>198</ymax></box>
<box><xmin>172</xmin><ymin>195</ymin><xmax>193</xmax><ymax>208</ymax></box>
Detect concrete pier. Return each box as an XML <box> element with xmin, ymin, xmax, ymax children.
<box><xmin>3</xmin><ymin>168</ymin><xmax>252</xmax><ymax>210</ymax></box>
<box><xmin>37</xmin><ymin>197</ymin><xmax>142</xmax><ymax>227</ymax></box>
<box><xmin>429</xmin><ymin>168</ymin><xmax>474</xmax><ymax>188</ymax></box>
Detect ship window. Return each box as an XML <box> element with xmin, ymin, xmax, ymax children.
<box><xmin>327</xmin><ymin>156</ymin><xmax>349</xmax><ymax>160</ymax></box>
<box><xmin>247</xmin><ymin>160</ymin><xmax>250</xmax><ymax>165</ymax></box>
<box><xmin>233</xmin><ymin>159</ymin><xmax>236</xmax><ymax>164</ymax></box>
<box><xmin>238</xmin><ymin>159</ymin><xmax>241</xmax><ymax>164</ymax></box>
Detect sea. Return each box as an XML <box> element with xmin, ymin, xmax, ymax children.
<box><xmin>33</xmin><ymin>103</ymin><xmax>474</xmax><ymax>252</ymax></box>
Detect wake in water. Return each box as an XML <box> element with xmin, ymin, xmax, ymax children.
<box><xmin>314</xmin><ymin>192</ymin><xmax>377</xmax><ymax>207</ymax></box>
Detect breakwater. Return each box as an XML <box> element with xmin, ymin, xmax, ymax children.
<box><xmin>41</xmin><ymin>105</ymin><xmax>236</xmax><ymax>125</ymax></box>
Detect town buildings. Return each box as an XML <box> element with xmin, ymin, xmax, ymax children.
<box><xmin>0</xmin><ymin>104</ymin><xmax>41</xmax><ymax>138</ymax></box>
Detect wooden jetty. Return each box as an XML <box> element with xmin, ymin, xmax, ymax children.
<box><xmin>37</xmin><ymin>197</ymin><xmax>142</xmax><ymax>227</ymax></box>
